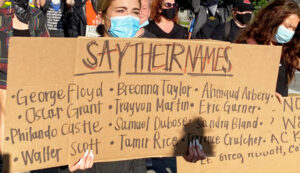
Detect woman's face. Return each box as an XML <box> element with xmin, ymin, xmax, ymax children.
<box><xmin>281</xmin><ymin>14</ymin><xmax>299</xmax><ymax>31</ymax></box>
<box><xmin>273</xmin><ymin>14</ymin><xmax>300</xmax><ymax>44</ymax></box>
<box><xmin>159</xmin><ymin>0</ymin><xmax>178</xmax><ymax>20</ymax></box>
<box><xmin>102</xmin><ymin>0</ymin><xmax>140</xmax><ymax>30</ymax></box>
<box><xmin>139</xmin><ymin>0</ymin><xmax>150</xmax><ymax>24</ymax></box>
<box><xmin>161</xmin><ymin>0</ymin><xmax>176</xmax><ymax>10</ymax></box>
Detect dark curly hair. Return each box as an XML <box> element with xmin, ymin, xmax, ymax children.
<box><xmin>282</xmin><ymin>24</ymin><xmax>300</xmax><ymax>85</ymax></box>
<box><xmin>236</xmin><ymin>0</ymin><xmax>300</xmax><ymax>44</ymax></box>
<box><xmin>150</xmin><ymin>0</ymin><xmax>179</xmax><ymax>23</ymax></box>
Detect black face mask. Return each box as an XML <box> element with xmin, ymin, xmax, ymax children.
<box><xmin>236</xmin><ymin>13</ymin><xmax>252</xmax><ymax>25</ymax></box>
<box><xmin>13</xmin><ymin>0</ymin><xmax>30</xmax><ymax>24</ymax></box>
<box><xmin>161</xmin><ymin>8</ymin><xmax>176</xmax><ymax>20</ymax></box>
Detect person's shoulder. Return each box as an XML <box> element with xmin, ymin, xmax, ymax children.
<box><xmin>145</xmin><ymin>20</ymin><xmax>157</xmax><ymax>28</ymax></box>
<box><xmin>29</xmin><ymin>6</ymin><xmax>43</xmax><ymax>16</ymax></box>
<box><xmin>216</xmin><ymin>22</ymin><xmax>226</xmax><ymax>30</ymax></box>
<box><xmin>144</xmin><ymin>20</ymin><xmax>159</xmax><ymax>34</ymax></box>
<box><xmin>0</xmin><ymin>1</ymin><xmax>14</xmax><ymax>15</ymax></box>
<box><xmin>171</xmin><ymin>23</ymin><xmax>187</xmax><ymax>38</ymax></box>
<box><xmin>173</xmin><ymin>23</ymin><xmax>187</xmax><ymax>32</ymax></box>
<box><xmin>142</xmin><ymin>28</ymin><xmax>157</xmax><ymax>38</ymax></box>
<box><xmin>210</xmin><ymin>22</ymin><xmax>226</xmax><ymax>40</ymax></box>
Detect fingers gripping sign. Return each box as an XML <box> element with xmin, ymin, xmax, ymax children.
<box><xmin>183</xmin><ymin>138</ymin><xmax>206</xmax><ymax>163</ymax></box>
<box><xmin>69</xmin><ymin>150</ymin><xmax>94</xmax><ymax>172</ymax></box>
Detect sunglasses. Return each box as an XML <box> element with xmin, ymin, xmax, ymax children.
<box><xmin>163</xmin><ymin>2</ymin><xmax>178</xmax><ymax>8</ymax></box>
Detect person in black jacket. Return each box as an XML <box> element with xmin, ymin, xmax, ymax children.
<box><xmin>210</xmin><ymin>0</ymin><xmax>254</xmax><ymax>42</ymax></box>
<box><xmin>186</xmin><ymin>0</ymin><xmax>232</xmax><ymax>39</ymax></box>
<box><xmin>64</xmin><ymin>0</ymin><xmax>99</xmax><ymax>37</ymax></box>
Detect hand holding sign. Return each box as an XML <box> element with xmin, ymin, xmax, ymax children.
<box><xmin>69</xmin><ymin>150</ymin><xmax>94</xmax><ymax>172</ymax></box>
<box><xmin>183</xmin><ymin>138</ymin><xmax>206</xmax><ymax>163</ymax></box>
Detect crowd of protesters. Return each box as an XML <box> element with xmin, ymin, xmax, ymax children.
<box><xmin>0</xmin><ymin>0</ymin><xmax>299</xmax><ymax>172</ymax></box>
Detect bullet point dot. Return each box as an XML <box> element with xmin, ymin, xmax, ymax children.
<box><xmin>18</xmin><ymin>115</ymin><xmax>22</xmax><ymax>119</ymax></box>
<box><xmin>195</xmin><ymin>88</ymin><xmax>198</xmax><ymax>91</ymax></box>
<box><xmin>110</xmin><ymin>141</ymin><xmax>114</xmax><ymax>145</ymax></box>
<box><xmin>110</xmin><ymin>88</ymin><xmax>113</xmax><ymax>92</ymax></box>
<box><xmin>13</xmin><ymin>157</ymin><xmax>18</xmax><ymax>162</ymax></box>
<box><xmin>109</xmin><ymin>123</ymin><xmax>112</xmax><ymax>126</ymax></box>
<box><xmin>260</xmin><ymin>122</ymin><xmax>263</xmax><ymax>125</ymax></box>
<box><xmin>5</xmin><ymin>137</ymin><xmax>9</xmax><ymax>141</ymax></box>
<box><xmin>190</xmin><ymin>103</ymin><xmax>194</xmax><ymax>107</ymax></box>
<box><xmin>263</xmin><ymin>140</ymin><xmax>266</xmax><ymax>143</ymax></box>
<box><xmin>271</xmin><ymin>95</ymin><xmax>274</xmax><ymax>98</ymax></box>
<box><xmin>11</xmin><ymin>95</ymin><xmax>15</xmax><ymax>99</ymax></box>
<box><xmin>258</xmin><ymin>107</ymin><xmax>261</xmax><ymax>110</ymax></box>
<box><xmin>109</xmin><ymin>105</ymin><xmax>112</xmax><ymax>109</ymax></box>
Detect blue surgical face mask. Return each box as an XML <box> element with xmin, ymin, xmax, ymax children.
<box><xmin>140</xmin><ymin>20</ymin><xmax>149</xmax><ymax>28</ymax></box>
<box><xmin>106</xmin><ymin>15</ymin><xmax>140</xmax><ymax>38</ymax></box>
<box><xmin>274</xmin><ymin>25</ymin><xmax>295</xmax><ymax>44</ymax></box>
<box><xmin>51</xmin><ymin>2</ymin><xmax>61</xmax><ymax>11</ymax></box>
<box><xmin>51</xmin><ymin>0</ymin><xmax>61</xmax><ymax>11</ymax></box>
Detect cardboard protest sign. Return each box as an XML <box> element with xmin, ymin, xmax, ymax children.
<box><xmin>177</xmin><ymin>96</ymin><xmax>300</xmax><ymax>173</ymax></box>
<box><xmin>3</xmin><ymin>37</ymin><xmax>283</xmax><ymax>172</ymax></box>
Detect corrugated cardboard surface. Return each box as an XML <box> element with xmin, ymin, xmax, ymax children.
<box><xmin>4</xmin><ymin>37</ymin><xmax>283</xmax><ymax>172</ymax></box>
